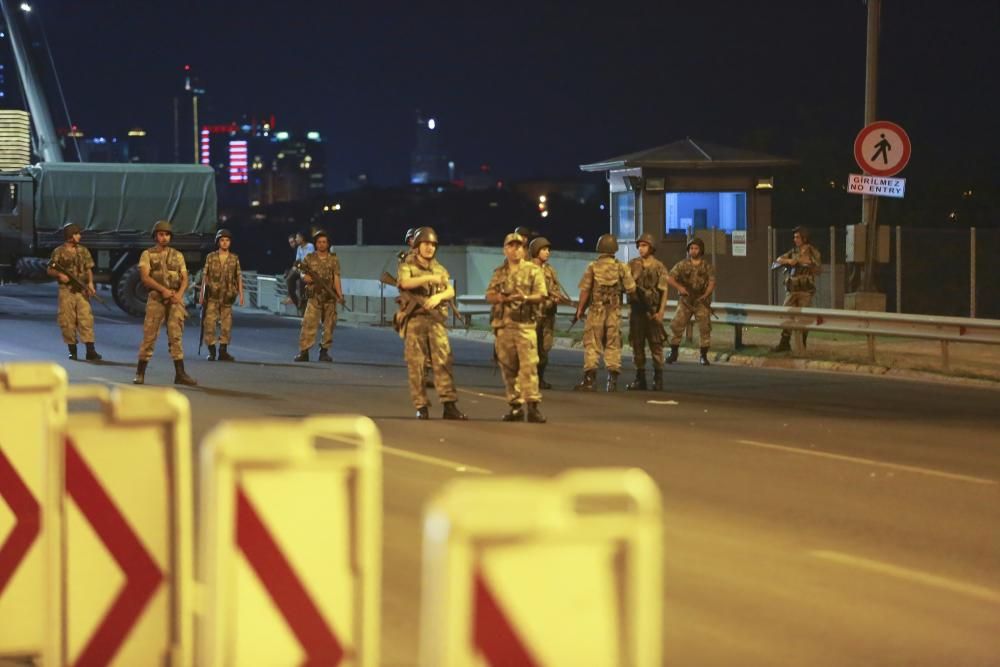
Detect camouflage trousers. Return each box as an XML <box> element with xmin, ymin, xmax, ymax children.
<box><xmin>56</xmin><ymin>287</ymin><xmax>95</xmax><ymax>344</ymax></box>
<box><xmin>629</xmin><ymin>310</ymin><xmax>665</xmax><ymax>370</ymax></box>
<box><xmin>582</xmin><ymin>304</ymin><xmax>623</xmax><ymax>372</ymax></box>
<box><xmin>535</xmin><ymin>312</ymin><xmax>555</xmax><ymax>370</ymax></box>
<box><xmin>203</xmin><ymin>300</ymin><xmax>233</xmax><ymax>345</ymax></box>
<box><xmin>404</xmin><ymin>315</ymin><xmax>457</xmax><ymax>408</ymax></box>
<box><xmin>299</xmin><ymin>298</ymin><xmax>337</xmax><ymax>350</ymax></box>
<box><xmin>669</xmin><ymin>300</ymin><xmax>712</xmax><ymax>347</ymax></box>
<box><xmin>496</xmin><ymin>326</ymin><xmax>541</xmax><ymax>404</ymax></box>
<box><xmin>781</xmin><ymin>291</ymin><xmax>814</xmax><ymax>336</ymax></box>
<box><xmin>139</xmin><ymin>296</ymin><xmax>186</xmax><ymax>361</ymax></box>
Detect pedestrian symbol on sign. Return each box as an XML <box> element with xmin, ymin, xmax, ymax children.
<box><xmin>870</xmin><ymin>133</ymin><xmax>892</xmax><ymax>165</ymax></box>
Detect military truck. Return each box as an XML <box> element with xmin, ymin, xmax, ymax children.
<box><xmin>0</xmin><ymin>162</ymin><xmax>218</xmax><ymax>316</ymax></box>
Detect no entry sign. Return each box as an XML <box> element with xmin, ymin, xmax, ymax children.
<box><xmin>854</xmin><ymin>121</ymin><xmax>911</xmax><ymax>177</ymax></box>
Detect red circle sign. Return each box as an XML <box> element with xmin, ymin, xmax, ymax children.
<box><xmin>854</xmin><ymin>121</ymin><xmax>911</xmax><ymax>177</ymax></box>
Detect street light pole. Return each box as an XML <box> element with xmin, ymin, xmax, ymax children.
<box><xmin>861</xmin><ymin>0</ymin><xmax>881</xmax><ymax>292</ymax></box>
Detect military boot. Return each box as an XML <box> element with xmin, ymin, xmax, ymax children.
<box><xmin>606</xmin><ymin>370</ymin><xmax>619</xmax><ymax>392</ymax></box>
<box><xmin>502</xmin><ymin>403</ymin><xmax>525</xmax><ymax>422</ymax></box>
<box><xmin>173</xmin><ymin>360</ymin><xmax>198</xmax><ymax>386</ymax></box>
<box><xmin>206</xmin><ymin>344</ymin><xmax>217</xmax><ymax>361</ymax></box>
<box><xmin>652</xmin><ymin>368</ymin><xmax>664</xmax><ymax>391</ymax></box>
<box><xmin>538</xmin><ymin>363</ymin><xmax>552</xmax><ymax>390</ymax></box>
<box><xmin>84</xmin><ymin>342</ymin><xmax>102</xmax><ymax>361</ymax></box>
<box><xmin>666</xmin><ymin>345</ymin><xmax>679</xmax><ymax>364</ymax></box>
<box><xmin>67</xmin><ymin>344</ymin><xmax>78</xmax><ymax>360</ymax></box>
<box><xmin>573</xmin><ymin>370</ymin><xmax>597</xmax><ymax>392</ymax></box>
<box><xmin>442</xmin><ymin>402</ymin><xmax>468</xmax><ymax>420</ymax></box>
<box><xmin>626</xmin><ymin>370</ymin><xmax>647</xmax><ymax>391</ymax></box>
<box><xmin>415</xmin><ymin>406</ymin><xmax>430</xmax><ymax>420</ymax></box>
<box><xmin>293</xmin><ymin>349</ymin><xmax>309</xmax><ymax>362</ymax></box>
<box><xmin>218</xmin><ymin>344</ymin><xmax>235</xmax><ymax>361</ymax></box>
<box><xmin>318</xmin><ymin>348</ymin><xmax>333</xmax><ymax>363</ymax></box>
<box><xmin>133</xmin><ymin>360</ymin><xmax>148</xmax><ymax>385</ymax></box>
<box><xmin>699</xmin><ymin>348</ymin><xmax>711</xmax><ymax>366</ymax></box>
<box><xmin>526</xmin><ymin>402</ymin><xmax>546</xmax><ymax>423</ymax></box>
<box><xmin>772</xmin><ymin>333</ymin><xmax>791</xmax><ymax>352</ymax></box>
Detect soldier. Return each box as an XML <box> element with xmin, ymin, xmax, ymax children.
<box><xmin>626</xmin><ymin>233</ymin><xmax>669</xmax><ymax>390</ymax></box>
<box><xmin>46</xmin><ymin>222</ymin><xmax>102</xmax><ymax>361</ymax></box>
<box><xmin>293</xmin><ymin>229</ymin><xmax>343</xmax><ymax>362</ymax></box>
<box><xmin>486</xmin><ymin>232</ymin><xmax>547</xmax><ymax>423</ymax></box>
<box><xmin>200</xmin><ymin>228</ymin><xmax>244</xmax><ymax>361</ymax></box>
<box><xmin>398</xmin><ymin>227</ymin><xmax>435</xmax><ymax>387</ymax></box>
<box><xmin>396</xmin><ymin>227</ymin><xmax>467</xmax><ymax>420</ymax></box>
<box><xmin>573</xmin><ymin>233</ymin><xmax>636</xmax><ymax>392</ymax></box>
<box><xmin>529</xmin><ymin>236</ymin><xmax>567</xmax><ymax>390</ymax></box>
<box><xmin>666</xmin><ymin>237</ymin><xmax>716</xmax><ymax>366</ymax></box>
<box><xmin>772</xmin><ymin>226</ymin><xmax>822</xmax><ymax>352</ymax></box>
<box><xmin>133</xmin><ymin>220</ymin><xmax>196</xmax><ymax>386</ymax></box>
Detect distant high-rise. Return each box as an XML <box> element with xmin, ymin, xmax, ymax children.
<box><xmin>410</xmin><ymin>111</ymin><xmax>451</xmax><ymax>184</ymax></box>
<box><xmin>172</xmin><ymin>64</ymin><xmax>206</xmax><ymax>164</ymax></box>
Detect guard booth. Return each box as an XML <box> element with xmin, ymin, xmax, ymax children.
<box><xmin>580</xmin><ymin>138</ymin><xmax>796</xmax><ymax>304</ymax></box>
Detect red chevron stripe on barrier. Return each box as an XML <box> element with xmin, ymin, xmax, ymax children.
<box><xmin>473</xmin><ymin>569</ymin><xmax>540</xmax><ymax>667</ymax></box>
<box><xmin>0</xmin><ymin>445</ymin><xmax>40</xmax><ymax>595</ymax></box>
<box><xmin>236</xmin><ymin>485</ymin><xmax>345</xmax><ymax>666</ymax></box>
<box><xmin>66</xmin><ymin>438</ymin><xmax>164</xmax><ymax>667</ymax></box>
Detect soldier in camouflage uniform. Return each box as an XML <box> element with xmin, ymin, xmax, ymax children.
<box><xmin>294</xmin><ymin>229</ymin><xmax>343</xmax><ymax>362</ymax></box>
<box><xmin>573</xmin><ymin>234</ymin><xmax>636</xmax><ymax>392</ymax></box>
<box><xmin>396</xmin><ymin>227</ymin><xmax>467</xmax><ymax>420</ymax></box>
<box><xmin>772</xmin><ymin>226</ymin><xmax>822</xmax><ymax>352</ymax></box>
<box><xmin>529</xmin><ymin>236</ymin><xmax>566</xmax><ymax>390</ymax></box>
<box><xmin>626</xmin><ymin>233</ymin><xmax>669</xmax><ymax>390</ymax></box>
<box><xmin>486</xmin><ymin>232</ymin><xmax>548</xmax><ymax>423</ymax></box>
<box><xmin>397</xmin><ymin>227</ymin><xmax>434</xmax><ymax>386</ymax></box>
<box><xmin>46</xmin><ymin>222</ymin><xmax>102</xmax><ymax>361</ymax></box>
<box><xmin>200</xmin><ymin>228</ymin><xmax>244</xmax><ymax>361</ymax></box>
<box><xmin>666</xmin><ymin>237</ymin><xmax>717</xmax><ymax>366</ymax></box>
<box><xmin>133</xmin><ymin>220</ymin><xmax>197</xmax><ymax>386</ymax></box>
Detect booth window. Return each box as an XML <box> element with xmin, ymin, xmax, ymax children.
<box><xmin>612</xmin><ymin>192</ymin><xmax>635</xmax><ymax>240</ymax></box>
<box><xmin>665</xmin><ymin>192</ymin><xmax>746</xmax><ymax>233</ymax></box>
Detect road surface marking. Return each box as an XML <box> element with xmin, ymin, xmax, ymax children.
<box><xmin>382</xmin><ymin>445</ymin><xmax>492</xmax><ymax>475</ymax></box>
<box><xmin>0</xmin><ymin>348</ymin><xmax>17</xmax><ymax>356</ymax></box>
<box><xmin>457</xmin><ymin>387</ymin><xmax>508</xmax><ymax>402</ymax></box>
<box><xmin>736</xmin><ymin>439</ymin><xmax>997</xmax><ymax>486</ymax></box>
<box><xmin>94</xmin><ymin>315</ymin><xmax>121</xmax><ymax>324</ymax></box>
<box><xmin>86</xmin><ymin>376</ymin><xmax>131</xmax><ymax>387</ymax></box>
<box><xmin>810</xmin><ymin>550</ymin><xmax>1000</xmax><ymax>604</ymax></box>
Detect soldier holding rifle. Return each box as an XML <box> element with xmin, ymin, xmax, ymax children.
<box><xmin>47</xmin><ymin>221</ymin><xmax>103</xmax><ymax>361</ymax></box>
<box><xmin>666</xmin><ymin>237</ymin><xmax>716</xmax><ymax>366</ymax></box>
<box><xmin>626</xmin><ymin>233</ymin><xmax>669</xmax><ymax>390</ymax></box>
<box><xmin>294</xmin><ymin>229</ymin><xmax>343</xmax><ymax>362</ymax></box>
<box><xmin>529</xmin><ymin>236</ymin><xmax>569</xmax><ymax>390</ymax></box>
<box><xmin>771</xmin><ymin>226</ymin><xmax>821</xmax><ymax>352</ymax></box>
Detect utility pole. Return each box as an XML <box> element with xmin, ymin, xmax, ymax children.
<box><xmin>861</xmin><ymin>0</ymin><xmax>881</xmax><ymax>293</ymax></box>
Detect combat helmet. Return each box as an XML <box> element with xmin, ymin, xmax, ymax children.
<box><xmin>62</xmin><ymin>221</ymin><xmax>82</xmax><ymax>239</ymax></box>
<box><xmin>151</xmin><ymin>220</ymin><xmax>173</xmax><ymax>237</ymax></box>
<box><xmin>312</xmin><ymin>228</ymin><xmax>329</xmax><ymax>243</ymax></box>
<box><xmin>503</xmin><ymin>232</ymin><xmax>526</xmax><ymax>246</ymax></box>
<box><xmin>596</xmin><ymin>233</ymin><xmax>618</xmax><ymax>254</ymax></box>
<box><xmin>687</xmin><ymin>237</ymin><xmax>705</xmax><ymax>254</ymax></box>
<box><xmin>214</xmin><ymin>228</ymin><xmax>232</xmax><ymax>244</ymax></box>
<box><xmin>528</xmin><ymin>236</ymin><xmax>551</xmax><ymax>258</ymax></box>
<box><xmin>636</xmin><ymin>233</ymin><xmax>656</xmax><ymax>252</ymax></box>
<box><xmin>412</xmin><ymin>227</ymin><xmax>438</xmax><ymax>245</ymax></box>
<box><xmin>513</xmin><ymin>226</ymin><xmax>534</xmax><ymax>241</ymax></box>
<box><xmin>404</xmin><ymin>227</ymin><xmax>417</xmax><ymax>244</ymax></box>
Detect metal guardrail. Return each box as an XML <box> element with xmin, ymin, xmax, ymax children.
<box><xmin>456</xmin><ymin>295</ymin><xmax>1000</xmax><ymax>370</ymax></box>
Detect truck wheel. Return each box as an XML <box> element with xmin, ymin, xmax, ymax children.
<box><xmin>113</xmin><ymin>264</ymin><xmax>148</xmax><ymax>317</ymax></box>
<box><xmin>15</xmin><ymin>256</ymin><xmax>50</xmax><ymax>281</ymax></box>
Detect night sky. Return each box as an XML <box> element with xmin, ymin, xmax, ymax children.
<box><xmin>32</xmin><ymin>1</ymin><xmax>1000</xmax><ymax>191</ymax></box>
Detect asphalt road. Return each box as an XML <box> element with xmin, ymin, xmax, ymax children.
<box><xmin>3</xmin><ymin>284</ymin><xmax>999</xmax><ymax>666</ymax></box>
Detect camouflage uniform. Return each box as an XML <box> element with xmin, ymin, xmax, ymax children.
<box><xmin>578</xmin><ymin>256</ymin><xmax>636</xmax><ymax>373</ymax></box>
<box><xmin>533</xmin><ymin>260</ymin><xmax>562</xmax><ymax>379</ymax></box>
<box><xmin>628</xmin><ymin>255</ymin><xmax>669</xmax><ymax>370</ymax></box>
<box><xmin>397</xmin><ymin>255</ymin><xmax>456</xmax><ymax>408</ymax></box>
<box><xmin>49</xmin><ymin>244</ymin><xmax>96</xmax><ymax>344</ymax></box>
<box><xmin>298</xmin><ymin>251</ymin><xmax>340</xmax><ymax>351</ymax></box>
<box><xmin>202</xmin><ymin>250</ymin><xmax>242</xmax><ymax>345</ymax></box>
<box><xmin>138</xmin><ymin>247</ymin><xmax>188</xmax><ymax>360</ymax></box>
<box><xmin>779</xmin><ymin>245</ymin><xmax>822</xmax><ymax>308</ymax></box>
<box><xmin>487</xmin><ymin>260</ymin><xmax>548</xmax><ymax>406</ymax></box>
<box><xmin>668</xmin><ymin>258</ymin><xmax>716</xmax><ymax>347</ymax></box>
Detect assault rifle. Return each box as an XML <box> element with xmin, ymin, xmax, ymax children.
<box><xmin>49</xmin><ymin>261</ymin><xmax>113</xmax><ymax>312</ymax></box>
<box><xmin>381</xmin><ymin>271</ymin><xmax>468</xmax><ymax>329</ymax></box>
<box><xmin>379</xmin><ymin>271</ymin><xmax>450</xmax><ymax>334</ymax></box>
<box><xmin>295</xmin><ymin>260</ymin><xmax>351</xmax><ymax>311</ymax></box>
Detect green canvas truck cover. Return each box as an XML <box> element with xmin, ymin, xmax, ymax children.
<box><xmin>27</xmin><ymin>162</ymin><xmax>217</xmax><ymax>234</ymax></box>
